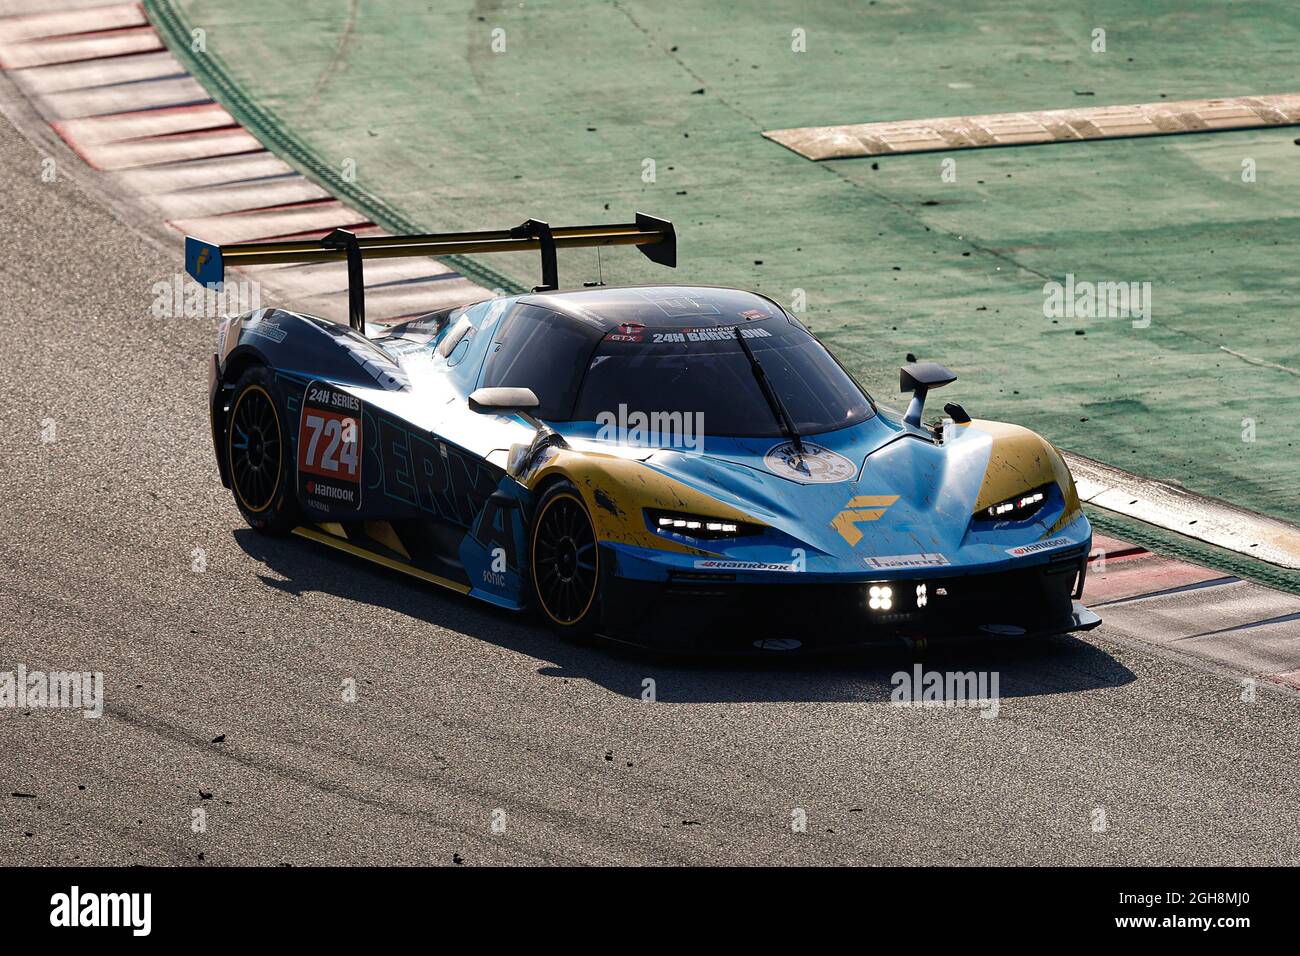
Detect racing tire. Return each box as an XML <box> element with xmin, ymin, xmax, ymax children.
<box><xmin>529</xmin><ymin>482</ymin><xmax>603</xmax><ymax>635</ymax></box>
<box><xmin>225</xmin><ymin>366</ymin><xmax>299</xmax><ymax>536</ymax></box>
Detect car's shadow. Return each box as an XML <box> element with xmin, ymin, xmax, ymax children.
<box><xmin>235</xmin><ymin>529</ymin><xmax>1136</xmax><ymax>705</ymax></box>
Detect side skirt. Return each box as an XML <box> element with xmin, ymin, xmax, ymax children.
<box><xmin>292</xmin><ymin>524</ymin><xmax>471</xmax><ymax>596</ymax></box>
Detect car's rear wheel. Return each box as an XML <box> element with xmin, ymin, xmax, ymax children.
<box><xmin>226</xmin><ymin>366</ymin><xmax>298</xmax><ymax>535</ymax></box>
<box><xmin>530</xmin><ymin>482</ymin><xmax>602</xmax><ymax>633</ymax></box>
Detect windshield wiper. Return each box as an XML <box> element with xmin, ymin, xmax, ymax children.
<box><xmin>733</xmin><ymin>327</ymin><xmax>805</xmax><ymax>457</ymax></box>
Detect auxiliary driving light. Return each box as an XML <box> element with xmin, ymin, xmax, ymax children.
<box><xmin>915</xmin><ymin>583</ymin><xmax>928</xmax><ymax>608</ymax></box>
<box><xmin>868</xmin><ymin>584</ymin><xmax>893</xmax><ymax>611</ymax></box>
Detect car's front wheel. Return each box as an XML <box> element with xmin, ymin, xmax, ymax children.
<box><xmin>225</xmin><ymin>366</ymin><xmax>299</xmax><ymax>535</ymax></box>
<box><xmin>529</xmin><ymin>482</ymin><xmax>602</xmax><ymax>634</ymax></box>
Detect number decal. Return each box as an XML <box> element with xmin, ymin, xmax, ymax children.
<box><xmin>298</xmin><ymin>383</ymin><xmax>363</xmax><ymax>512</ymax></box>
<box><xmin>301</xmin><ymin>414</ymin><xmax>357</xmax><ymax>477</ymax></box>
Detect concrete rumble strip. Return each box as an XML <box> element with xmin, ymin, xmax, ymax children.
<box><xmin>763</xmin><ymin>94</ymin><xmax>1300</xmax><ymax>160</ymax></box>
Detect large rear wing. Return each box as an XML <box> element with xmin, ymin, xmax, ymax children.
<box><xmin>184</xmin><ymin>213</ymin><xmax>676</xmax><ymax>333</ymax></box>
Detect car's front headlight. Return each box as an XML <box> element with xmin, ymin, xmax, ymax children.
<box><xmin>977</xmin><ymin>484</ymin><xmax>1052</xmax><ymax>521</ymax></box>
<box><xmin>645</xmin><ymin>509</ymin><xmax>762</xmax><ymax>539</ymax></box>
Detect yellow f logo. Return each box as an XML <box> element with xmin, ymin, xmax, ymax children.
<box><xmin>831</xmin><ymin>495</ymin><xmax>899</xmax><ymax>547</ymax></box>
<box><xmin>196</xmin><ymin>247</ymin><xmax>210</xmax><ymax>270</ymax></box>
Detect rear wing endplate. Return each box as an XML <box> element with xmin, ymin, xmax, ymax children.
<box><xmin>184</xmin><ymin>213</ymin><xmax>676</xmax><ymax>333</ymax></box>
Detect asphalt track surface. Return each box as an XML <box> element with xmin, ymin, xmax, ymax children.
<box><xmin>2</xmin><ymin>114</ymin><xmax>1299</xmax><ymax>867</ymax></box>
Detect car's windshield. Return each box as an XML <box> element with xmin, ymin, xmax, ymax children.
<box><xmin>568</xmin><ymin>317</ymin><xmax>874</xmax><ymax>437</ymax></box>
<box><xmin>479</xmin><ymin>303</ymin><xmax>604</xmax><ymax>419</ymax></box>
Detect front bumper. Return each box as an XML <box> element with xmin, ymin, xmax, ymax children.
<box><xmin>600</xmin><ymin>551</ymin><xmax>1097</xmax><ymax>653</ymax></box>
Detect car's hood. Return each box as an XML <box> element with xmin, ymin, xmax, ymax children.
<box><xmin>632</xmin><ymin>415</ymin><xmax>991</xmax><ymax>559</ymax></box>
<box><xmin>547</xmin><ymin>411</ymin><xmax>1083</xmax><ymax>572</ymax></box>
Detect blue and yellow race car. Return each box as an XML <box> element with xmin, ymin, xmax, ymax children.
<box><xmin>188</xmin><ymin>213</ymin><xmax>1098</xmax><ymax>652</ymax></box>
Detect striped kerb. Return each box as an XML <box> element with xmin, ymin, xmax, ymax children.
<box><xmin>763</xmin><ymin>94</ymin><xmax>1300</xmax><ymax>160</ymax></box>
<box><xmin>0</xmin><ymin>0</ymin><xmax>488</xmax><ymax>323</ymax></box>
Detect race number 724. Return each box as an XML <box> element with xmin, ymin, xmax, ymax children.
<box><xmin>300</xmin><ymin>411</ymin><xmax>358</xmax><ymax>478</ymax></box>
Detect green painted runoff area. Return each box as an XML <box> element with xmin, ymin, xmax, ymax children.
<box><xmin>152</xmin><ymin>0</ymin><xmax>1300</xmax><ymax>528</ymax></box>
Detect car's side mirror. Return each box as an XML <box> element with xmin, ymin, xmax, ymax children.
<box><xmin>470</xmin><ymin>387</ymin><xmax>564</xmax><ymax>481</ymax></box>
<box><xmin>899</xmin><ymin>362</ymin><xmax>956</xmax><ymax>429</ymax></box>
<box><xmin>469</xmin><ymin>386</ymin><xmax>540</xmax><ymax>413</ymax></box>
